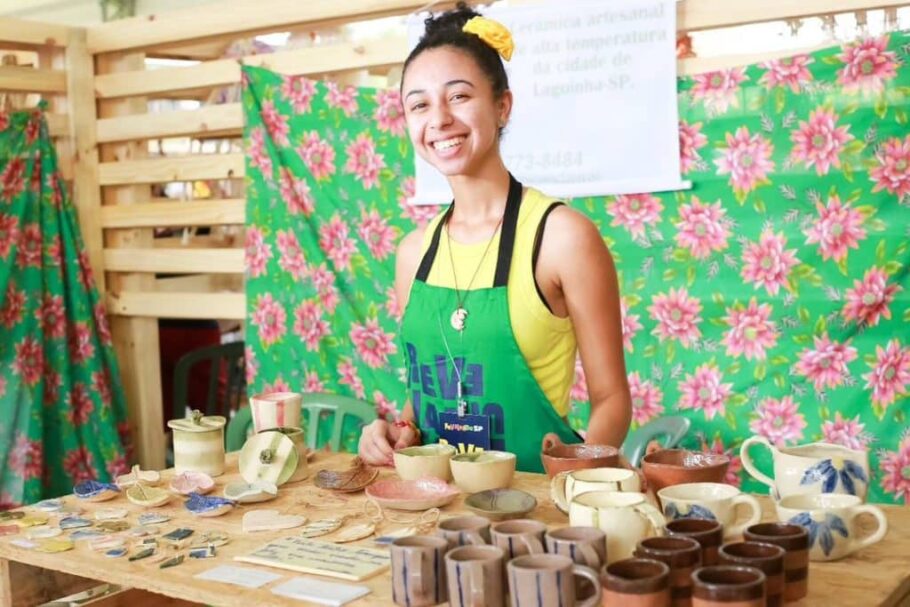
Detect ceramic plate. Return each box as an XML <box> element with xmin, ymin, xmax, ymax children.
<box><xmin>464</xmin><ymin>488</ymin><xmax>537</xmax><ymax>521</ymax></box>
<box><xmin>365</xmin><ymin>478</ymin><xmax>460</xmax><ymax>511</ymax></box>
<box><xmin>169</xmin><ymin>471</ymin><xmax>215</xmax><ymax>496</ymax></box>
<box><xmin>126</xmin><ymin>484</ymin><xmax>171</xmax><ymax>508</ymax></box>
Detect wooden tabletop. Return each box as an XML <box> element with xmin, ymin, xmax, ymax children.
<box><xmin>1</xmin><ymin>452</ymin><xmax>908</xmax><ymax>607</ymax></box>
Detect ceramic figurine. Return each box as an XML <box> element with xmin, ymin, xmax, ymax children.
<box><xmin>73</xmin><ymin>480</ymin><xmax>120</xmax><ymax>502</ymax></box>
<box><xmin>185</xmin><ymin>492</ymin><xmax>235</xmax><ymax>517</ymax></box>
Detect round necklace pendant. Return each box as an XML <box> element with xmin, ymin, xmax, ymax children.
<box><xmin>450</xmin><ymin>307</ymin><xmax>468</xmax><ymax>331</ymax></box>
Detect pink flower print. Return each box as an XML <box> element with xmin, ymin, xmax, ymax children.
<box><xmin>37</xmin><ymin>294</ymin><xmax>66</xmax><ymax>339</ymax></box>
<box><xmin>759</xmin><ymin>54</ymin><xmax>814</xmax><ymax>92</ymax></box>
<box><xmin>276</xmin><ymin>229</ymin><xmax>308</xmax><ymax>280</ymax></box>
<box><xmin>722</xmin><ymin>298</ymin><xmax>779</xmax><ymax>361</ymax></box>
<box><xmin>398</xmin><ymin>177</ymin><xmax>440</xmax><ymax>225</ymax></box>
<box><xmin>741</xmin><ymin>230</ymin><xmax>799</xmax><ymax>296</ymax></box>
<box><xmin>0</xmin><ymin>375</ymin><xmax>4</xmax><ymax>399</ymax></box>
<box><xmin>0</xmin><ymin>157</ymin><xmax>25</xmax><ymax>201</ymax></box>
<box><xmin>46</xmin><ymin>237</ymin><xmax>62</xmax><ymax>268</ymax></box>
<box><xmin>350</xmin><ymin>318</ymin><xmax>397</xmax><ymax>369</ymax></box>
<box><xmin>0</xmin><ymin>284</ymin><xmax>25</xmax><ymax>329</ymax></box>
<box><xmin>68</xmin><ymin>322</ymin><xmax>95</xmax><ymax>364</ymax></box>
<box><xmin>750</xmin><ymin>396</ymin><xmax>807</xmax><ymax>446</ymax></box>
<box><xmin>373</xmin><ymin>390</ymin><xmax>399</xmax><ymax>420</ymax></box>
<box><xmin>863</xmin><ymin>340</ymin><xmax>910</xmax><ymax>410</ymax></box>
<box><xmin>714</xmin><ymin>127</ymin><xmax>775</xmax><ymax>196</ymax></box>
<box><xmin>43</xmin><ymin>366</ymin><xmax>61</xmax><ymax>406</ymax></box>
<box><xmin>78</xmin><ymin>249</ymin><xmax>95</xmax><ymax>290</ymax></box>
<box><xmin>870</xmin><ymin>135</ymin><xmax>910</xmax><ymax>198</ymax></box>
<box><xmin>607</xmin><ymin>194</ymin><xmax>663</xmax><ymax>239</ymax></box>
<box><xmin>245</xmin><ymin>226</ymin><xmax>273</xmax><ymax>278</ymax></box>
<box><xmin>245</xmin><ymin>346</ymin><xmax>258</xmax><ymax>385</ymax></box>
<box><xmin>92</xmin><ymin>370</ymin><xmax>112</xmax><ymax>408</ymax></box>
<box><xmin>63</xmin><ymin>447</ymin><xmax>95</xmax><ymax>484</ymax></box>
<box><xmin>700</xmin><ymin>436</ymin><xmax>742</xmax><ymax>487</ymax></box>
<box><xmin>326</xmin><ymin>82</ymin><xmax>359</xmax><ymax>116</ymax></box>
<box><xmin>247</xmin><ymin>127</ymin><xmax>273</xmax><ymax>180</ymax></box>
<box><xmin>842</xmin><ymin>267</ymin><xmax>901</xmax><ymax>327</ymax></box>
<box><xmin>821</xmin><ymin>412</ymin><xmax>870</xmax><ymax>451</ymax></box>
<box><xmin>620</xmin><ymin>297</ymin><xmax>642</xmax><ymax>352</ymax></box>
<box><xmin>311</xmin><ymin>263</ymin><xmax>340</xmax><ymax>314</ymax></box>
<box><xmin>293</xmin><ymin>299</ymin><xmax>330</xmax><ymax>351</ymax></box>
<box><xmin>789</xmin><ymin>108</ymin><xmax>853</xmax><ymax>175</ymax></box>
<box><xmin>251</xmin><ymin>293</ymin><xmax>287</xmax><ymax>346</ymax></box>
<box><xmin>279</xmin><ymin>168</ymin><xmax>315</xmax><ymax>216</ymax></box>
<box><xmin>16</xmin><ymin>223</ymin><xmax>42</xmax><ymax>268</ymax></box>
<box><xmin>68</xmin><ymin>382</ymin><xmax>94</xmax><ymax>426</ymax></box>
<box><xmin>804</xmin><ymin>194</ymin><xmax>866</xmax><ymax>262</ymax></box>
<box><xmin>570</xmin><ymin>357</ymin><xmax>589</xmax><ymax>403</ymax></box>
<box><xmin>374</xmin><ymin>89</ymin><xmax>406</xmax><ymax>136</ymax></box>
<box><xmin>628</xmin><ymin>372</ymin><xmax>664</xmax><ymax>426</ymax></box>
<box><xmin>385</xmin><ymin>286</ymin><xmax>402</xmax><ymax>320</ymax></box>
<box><xmin>679</xmin><ymin>120</ymin><xmax>708</xmax><ymax>174</ymax></box>
<box><xmin>94</xmin><ymin>302</ymin><xmax>111</xmax><ymax>346</ymax></box>
<box><xmin>259</xmin><ymin>99</ymin><xmax>290</xmax><ymax>147</ymax></box>
<box><xmin>674</xmin><ymin>195</ymin><xmax>731</xmax><ymax>259</ymax></box>
<box><xmin>344</xmin><ymin>133</ymin><xmax>386</xmax><ymax>190</ymax></box>
<box><xmin>303</xmin><ymin>370</ymin><xmax>325</xmax><ymax>393</ymax></box>
<box><xmin>280</xmin><ymin>75</ymin><xmax>317</xmax><ymax>113</ymax></box>
<box><xmin>648</xmin><ymin>287</ymin><xmax>702</xmax><ymax>347</ymax></box>
<box><xmin>264</xmin><ymin>378</ymin><xmax>292</xmax><ymax>394</ymax></box>
<box><xmin>8</xmin><ymin>434</ymin><xmax>42</xmax><ymax>481</ymax></box>
<box><xmin>690</xmin><ymin>68</ymin><xmax>748</xmax><ymax>114</ymax></box>
<box><xmin>298</xmin><ymin>132</ymin><xmax>336</xmax><ymax>180</ymax></box>
<box><xmin>338</xmin><ymin>358</ymin><xmax>366</xmax><ymax>399</ymax></box>
<box><xmin>0</xmin><ymin>213</ymin><xmax>18</xmax><ymax>259</ymax></box>
<box><xmin>357</xmin><ymin>209</ymin><xmax>396</xmax><ymax>261</ymax></box>
<box><xmin>13</xmin><ymin>337</ymin><xmax>43</xmax><ymax>386</ymax></box>
<box><xmin>678</xmin><ymin>364</ymin><xmax>732</xmax><ymax>420</ymax></box>
<box><xmin>794</xmin><ymin>334</ymin><xmax>858</xmax><ymax>392</ymax></box>
<box><xmin>879</xmin><ymin>434</ymin><xmax>910</xmax><ymax>503</ymax></box>
<box><xmin>837</xmin><ymin>35</ymin><xmax>898</xmax><ymax>95</ymax></box>
<box><xmin>0</xmin><ymin>113</ymin><xmax>7</xmax><ymax>132</ymax></box>
<box><xmin>106</xmin><ymin>455</ymin><xmax>130</xmax><ymax>479</ymax></box>
<box><xmin>319</xmin><ymin>214</ymin><xmax>357</xmax><ymax>272</ymax></box>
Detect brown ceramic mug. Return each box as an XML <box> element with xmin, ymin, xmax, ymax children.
<box><xmin>718</xmin><ymin>542</ymin><xmax>785</xmax><ymax>607</ymax></box>
<box><xmin>491</xmin><ymin>519</ymin><xmax>546</xmax><ymax>560</ymax></box>
<box><xmin>437</xmin><ymin>515</ymin><xmax>491</xmax><ymax>551</ymax></box>
<box><xmin>664</xmin><ymin>519</ymin><xmax>724</xmax><ymax>566</ymax></box>
<box><xmin>445</xmin><ymin>545</ymin><xmax>506</xmax><ymax>607</ymax></box>
<box><xmin>390</xmin><ymin>535</ymin><xmax>448</xmax><ymax>607</ymax></box>
<box><xmin>545</xmin><ymin>526</ymin><xmax>607</xmax><ymax>569</ymax></box>
<box><xmin>634</xmin><ymin>536</ymin><xmax>701</xmax><ymax>607</ymax></box>
<box><xmin>602</xmin><ymin>558</ymin><xmax>671</xmax><ymax>607</ymax></box>
<box><xmin>743</xmin><ymin>522</ymin><xmax>809</xmax><ymax>601</ymax></box>
<box><xmin>507</xmin><ymin>554</ymin><xmax>602</xmax><ymax>607</ymax></box>
<box><xmin>691</xmin><ymin>566</ymin><xmax>766</xmax><ymax>607</ymax></box>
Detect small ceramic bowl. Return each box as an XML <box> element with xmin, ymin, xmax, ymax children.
<box><xmin>450</xmin><ymin>451</ymin><xmax>516</xmax><ymax>494</ymax></box>
<box><xmin>641</xmin><ymin>449</ymin><xmax>730</xmax><ymax>496</ymax></box>
<box><xmin>393</xmin><ymin>443</ymin><xmax>457</xmax><ymax>481</ymax></box>
<box><xmin>465</xmin><ymin>488</ymin><xmax>537</xmax><ymax>521</ymax></box>
<box><xmin>185</xmin><ymin>492</ymin><xmax>235</xmax><ymax>517</ymax></box>
<box><xmin>73</xmin><ymin>481</ymin><xmax>120</xmax><ymax>502</ymax></box>
<box><xmin>169</xmin><ymin>471</ymin><xmax>215</xmax><ymax>496</ymax></box>
<box><xmin>125</xmin><ymin>484</ymin><xmax>171</xmax><ymax>508</ymax></box>
<box><xmin>223</xmin><ymin>480</ymin><xmax>279</xmax><ymax>503</ymax></box>
<box><xmin>365</xmin><ymin>478</ymin><xmax>460</xmax><ymax>511</ymax></box>
<box><xmin>540</xmin><ymin>433</ymin><xmax>620</xmax><ymax>479</ymax></box>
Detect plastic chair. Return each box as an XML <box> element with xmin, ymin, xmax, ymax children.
<box><xmin>621</xmin><ymin>416</ymin><xmax>691</xmax><ymax>467</ymax></box>
<box><xmin>225</xmin><ymin>392</ymin><xmax>378</xmax><ymax>452</ymax></box>
<box><xmin>172</xmin><ymin>341</ymin><xmax>246</xmax><ymax>420</ymax></box>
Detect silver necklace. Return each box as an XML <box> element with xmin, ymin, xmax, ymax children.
<box><xmin>437</xmin><ymin>312</ymin><xmax>468</xmax><ymax>416</ymax></box>
<box><xmin>445</xmin><ymin>214</ymin><xmax>504</xmax><ymax>332</ymax></box>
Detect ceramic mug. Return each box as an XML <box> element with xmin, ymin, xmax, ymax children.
<box><xmin>740</xmin><ymin>436</ymin><xmax>870</xmax><ymax>501</ymax></box>
<box><xmin>491</xmin><ymin>519</ymin><xmax>546</xmax><ymax>560</ymax></box>
<box><xmin>657</xmin><ymin>483</ymin><xmax>761</xmax><ymax>539</ymax></box>
<box><xmin>550</xmin><ymin>467</ymin><xmax>641</xmax><ymax>513</ymax></box>
<box><xmin>544</xmin><ymin>526</ymin><xmax>607</xmax><ymax>570</ymax></box>
<box><xmin>775</xmin><ymin>493</ymin><xmax>888</xmax><ymax>561</ymax></box>
<box><xmin>664</xmin><ymin>519</ymin><xmax>724</xmax><ymax>566</ymax></box>
<box><xmin>390</xmin><ymin>536</ymin><xmax>448</xmax><ymax>607</ymax></box>
<box><xmin>437</xmin><ymin>515</ymin><xmax>491</xmax><ymax>551</ymax></box>
<box><xmin>446</xmin><ymin>545</ymin><xmax>506</xmax><ymax>607</ymax></box>
<box><xmin>568</xmin><ymin>491</ymin><xmax>665</xmax><ymax>563</ymax></box>
<box><xmin>634</xmin><ymin>536</ymin><xmax>701</xmax><ymax>607</ymax></box>
<box><xmin>507</xmin><ymin>554</ymin><xmax>602</xmax><ymax>607</ymax></box>
<box><xmin>743</xmin><ymin>523</ymin><xmax>809</xmax><ymax>602</ymax></box>
<box><xmin>718</xmin><ymin>542</ymin><xmax>785</xmax><ymax>607</ymax></box>
<box><xmin>602</xmin><ymin>558</ymin><xmax>671</xmax><ymax>607</ymax></box>
<box><xmin>249</xmin><ymin>392</ymin><xmax>302</xmax><ymax>433</ymax></box>
<box><xmin>691</xmin><ymin>566</ymin><xmax>766</xmax><ymax>607</ymax></box>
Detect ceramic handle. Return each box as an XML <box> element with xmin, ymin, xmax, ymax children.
<box><xmin>848</xmin><ymin>505</ymin><xmax>888</xmax><ymax>554</ymax></box>
<box><xmin>577</xmin><ymin>543</ymin><xmax>602</xmax><ymax>569</ymax></box>
<box><xmin>740</xmin><ymin>436</ymin><xmax>776</xmax><ymax>490</ymax></box>
<box><xmin>461</xmin><ymin>530</ymin><xmax>487</xmax><ymax>546</ymax></box>
<box><xmin>550</xmin><ymin>471</ymin><xmax>571</xmax><ymax>514</ymax></box>
<box><xmin>572</xmin><ymin>564</ymin><xmax>603</xmax><ymax>607</ymax></box>
<box><xmin>521</xmin><ymin>535</ymin><xmax>545</xmax><ymax>555</ymax></box>
<box><xmin>726</xmin><ymin>494</ymin><xmax>763</xmax><ymax>538</ymax></box>
<box><xmin>542</xmin><ymin>432</ymin><xmax>563</xmax><ymax>453</ymax></box>
<box><xmin>635</xmin><ymin>502</ymin><xmax>667</xmax><ymax>535</ymax></box>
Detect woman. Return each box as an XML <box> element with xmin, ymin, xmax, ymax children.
<box><xmin>358</xmin><ymin>4</ymin><xmax>631</xmax><ymax>473</ymax></box>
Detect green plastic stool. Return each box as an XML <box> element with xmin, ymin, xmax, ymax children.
<box><xmin>622</xmin><ymin>416</ymin><xmax>691</xmax><ymax>467</ymax></box>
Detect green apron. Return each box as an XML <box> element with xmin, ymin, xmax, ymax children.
<box><xmin>400</xmin><ymin>174</ymin><xmax>581</xmax><ymax>473</ymax></box>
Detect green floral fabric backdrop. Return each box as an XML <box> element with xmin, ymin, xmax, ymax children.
<box><xmin>244</xmin><ymin>32</ymin><xmax>910</xmax><ymax>504</ymax></box>
<box><xmin>0</xmin><ymin>106</ymin><xmax>131</xmax><ymax>508</ymax></box>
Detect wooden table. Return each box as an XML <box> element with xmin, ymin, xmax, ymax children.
<box><xmin>1</xmin><ymin>453</ymin><xmax>908</xmax><ymax>607</ymax></box>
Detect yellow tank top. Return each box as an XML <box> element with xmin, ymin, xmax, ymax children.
<box><xmin>419</xmin><ymin>188</ymin><xmax>577</xmax><ymax>417</ymax></box>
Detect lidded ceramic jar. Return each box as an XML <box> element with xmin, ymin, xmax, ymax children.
<box><xmin>240</xmin><ymin>427</ymin><xmax>308</xmax><ymax>486</ymax></box>
<box><xmin>167</xmin><ymin>410</ymin><xmax>227</xmax><ymax>477</ymax></box>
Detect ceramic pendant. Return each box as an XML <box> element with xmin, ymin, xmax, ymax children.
<box><xmin>17</xmin><ymin>514</ymin><xmax>49</xmax><ymax>528</ymax></box>
<box><xmin>97</xmin><ymin>521</ymin><xmax>129</xmax><ymax>533</ymax></box>
<box><xmin>450</xmin><ymin>307</ymin><xmax>468</xmax><ymax>331</ymax></box>
<box><xmin>242</xmin><ymin>509</ymin><xmax>307</xmax><ymax>533</ymax></box>
<box><xmin>35</xmin><ymin>538</ymin><xmax>74</xmax><ymax>553</ymax></box>
<box><xmin>26</xmin><ymin>526</ymin><xmax>62</xmax><ymax>540</ymax></box>
<box><xmin>160</xmin><ymin>555</ymin><xmax>185</xmax><ymax>569</ymax></box>
<box><xmin>0</xmin><ymin>525</ymin><xmax>19</xmax><ymax>536</ymax></box>
<box><xmin>0</xmin><ymin>511</ymin><xmax>25</xmax><ymax>522</ymax></box>
<box><xmin>161</xmin><ymin>528</ymin><xmax>194</xmax><ymax>546</ymax></box>
<box><xmin>90</xmin><ymin>536</ymin><xmax>125</xmax><ymax>552</ymax></box>
<box><xmin>73</xmin><ymin>480</ymin><xmax>120</xmax><ymax>502</ymax></box>
<box><xmin>116</xmin><ymin>464</ymin><xmax>161</xmax><ymax>488</ymax></box>
<box><xmin>126</xmin><ymin>484</ymin><xmax>171</xmax><ymax>508</ymax></box>
<box><xmin>329</xmin><ymin>522</ymin><xmax>376</xmax><ymax>543</ymax></box>
<box><xmin>138</xmin><ymin>512</ymin><xmax>170</xmax><ymax>526</ymax></box>
<box><xmin>105</xmin><ymin>548</ymin><xmax>128</xmax><ymax>558</ymax></box>
<box><xmin>299</xmin><ymin>518</ymin><xmax>343</xmax><ymax>538</ymax></box>
<box><xmin>54</xmin><ymin>505</ymin><xmax>84</xmax><ymax>517</ymax></box>
<box><xmin>127</xmin><ymin>525</ymin><xmax>159</xmax><ymax>538</ymax></box>
<box><xmin>374</xmin><ymin>526</ymin><xmax>419</xmax><ymax>544</ymax></box>
<box><xmin>10</xmin><ymin>539</ymin><xmax>37</xmax><ymax>549</ymax></box>
<box><xmin>224</xmin><ymin>480</ymin><xmax>279</xmax><ymax>503</ymax></box>
<box><xmin>139</xmin><ymin>537</ymin><xmax>158</xmax><ymax>547</ymax></box>
<box><xmin>34</xmin><ymin>499</ymin><xmax>64</xmax><ymax>512</ymax></box>
<box><xmin>169</xmin><ymin>471</ymin><xmax>214</xmax><ymax>496</ymax></box>
<box><xmin>58</xmin><ymin>516</ymin><xmax>90</xmax><ymax>530</ymax></box>
<box><xmin>189</xmin><ymin>545</ymin><xmax>216</xmax><ymax>559</ymax></box>
<box><xmin>69</xmin><ymin>529</ymin><xmax>104</xmax><ymax>541</ymax></box>
<box><xmin>129</xmin><ymin>547</ymin><xmax>156</xmax><ymax>561</ymax></box>
<box><xmin>94</xmin><ymin>508</ymin><xmax>128</xmax><ymax>521</ymax></box>
<box><xmin>190</xmin><ymin>531</ymin><xmax>229</xmax><ymax>548</ymax></box>
<box><xmin>185</xmin><ymin>493</ymin><xmax>234</xmax><ymax>517</ymax></box>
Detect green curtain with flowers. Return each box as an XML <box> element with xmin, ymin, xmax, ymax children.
<box><xmin>0</xmin><ymin>106</ymin><xmax>131</xmax><ymax>508</ymax></box>
<box><xmin>244</xmin><ymin>32</ymin><xmax>910</xmax><ymax>504</ymax></box>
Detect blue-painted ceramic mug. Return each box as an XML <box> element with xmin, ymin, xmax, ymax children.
<box><xmin>775</xmin><ymin>493</ymin><xmax>887</xmax><ymax>561</ymax></box>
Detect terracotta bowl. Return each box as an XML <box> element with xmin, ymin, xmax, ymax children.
<box><xmin>540</xmin><ymin>433</ymin><xmax>620</xmax><ymax>478</ymax></box>
<box><xmin>641</xmin><ymin>449</ymin><xmax>730</xmax><ymax>497</ymax></box>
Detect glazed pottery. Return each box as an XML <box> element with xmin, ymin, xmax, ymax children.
<box><xmin>73</xmin><ymin>481</ymin><xmax>120</xmax><ymax>502</ymax></box>
<box><xmin>315</xmin><ymin>458</ymin><xmax>379</xmax><ymax>492</ymax></box>
<box><xmin>545</xmin><ymin>526</ymin><xmax>607</xmax><ymax>569</ymax></box>
<box><xmin>641</xmin><ymin>450</ymin><xmax>729</xmax><ymax>497</ymax></box>
<box><xmin>540</xmin><ymin>433</ymin><xmax>619</xmax><ymax>478</ymax></box>
<box><xmin>507</xmin><ymin>554</ymin><xmax>602</xmax><ymax>607</ymax></box>
<box><xmin>450</xmin><ymin>451</ymin><xmax>516</xmax><ymax>493</ymax></box>
<box><xmin>184</xmin><ymin>492</ymin><xmax>234</xmax><ymax>517</ymax></box>
<box><xmin>568</xmin><ymin>491</ymin><xmax>665</xmax><ymax>563</ymax></box>
<box><xmin>366</xmin><ymin>478</ymin><xmax>460</xmax><ymax>510</ymax></box>
<box><xmin>240</xmin><ymin>427</ymin><xmax>308</xmax><ymax>485</ymax></box>
<box><xmin>463</xmin><ymin>488</ymin><xmax>536</xmax><ymax>521</ymax></box>
<box><xmin>664</xmin><ymin>519</ymin><xmax>724</xmax><ymax>566</ymax></box>
<box><xmin>602</xmin><ymin>558</ymin><xmax>671</xmax><ymax>607</ymax></box>
<box><xmin>242</xmin><ymin>509</ymin><xmax>307</xmax><ymax>533</ymax></box>
<box><xmin>691</xmin><ymin>566</ymin><xmax>766</xmax><ymax>607</ymax></box>
<box><xmin>223</xmin><ymin>480</ymin><xmax>279</xmax><ymax>503</ymax></box>
<box><xmin>445</xmin><ymin>545</ymin><xmax>506</xmax><ymax>607</ymax></box>
<box><xmin>740</xmin><ymin>436</ymin><xmax>870</xmax><ymax>501</ymax></box>
<box><xmin>249</xmin><ymin>391</ymin><xmax>302</xmax><ymax>433</ymax></box>
<box><xmin>550</xmin><ymin>467</ymin><xmax>641</xmax><ymax>513</ymax></box>
<box><xmin>743</xmin><ymin>523</ymin><xmax>810</xmax><ymax>601</ymax></box>
<box><xmin>775</xmin><ymin>493</ymin><xmax>887</xmax><ymax>561</ymax></box>
<box><xmin>115</xmin><ymin>464</ymin><xmax>161</xmax><ymax>488</ymax></box>
<box><xmin>394</xmin><ymin>443</ymin><xmax>457</xmax><ymax>482</ymax></box>
<box><xmin>634</xmin><ymin>536</ymin><xmax>701</xmax><ymax>607</ymax></box>
<box><xmin>436</xmin><ymin>515</ymin><xmax>491</xmax><ymax>551</ymax></box>
<box><xmin>390</xmin><ymin>535</ymin><xmax>449</xmax><ymax>607</ymax></box>
<box><xmin>657</xmin><ymin>483</ymin><xmax>761</xmax><ymax>539</ymax></box>
<box><xmin>490</xmin><ymin>519</ymin><xmax>546</xmax><ymax>560</ymax></box>
<box><xmin>718</xmin><ymin>542</ymin><xmax>785</xmax><ymax>607</ymax></box>
<box><xmin>125</xmin><ymin>484</ymin><xmax>171</xmax><ymax>508</ymax></box>
<box><xmin>169</xmin><ymin>471</ymin><xmax>215</xmax><ymax>496</ymax></box>
<box><xmin>168</xmin><ymin>410</ymin><xmax>226</xmax><ymax>477</ymax></box>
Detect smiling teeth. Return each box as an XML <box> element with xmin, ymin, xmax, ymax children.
<box><xmin>434</xmin><ymin>137</ymin><xmax>465</xmax><ymax>150</ymax></box>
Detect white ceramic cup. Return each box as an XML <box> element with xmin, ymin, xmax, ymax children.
<box><xmin>658</xmin><ymin>482</ymin><xmax>762</xmax><ymax>539</ymax></box>
<box><xmin>568</xmin><ymin>491</ymin><xmax>665</xmax><ymax>563</ymax></box>
<box><xmin>775</xmin><ymin>493</ymin><xmax>887</xmax><ymax>561</ymax></box>
<box><xmin>550</xmin><ymin>467</ymin><xmax>641</xmax><ymax>514</ymax></box>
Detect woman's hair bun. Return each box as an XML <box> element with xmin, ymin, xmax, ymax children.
<box><xmin>422</xmin><ymin>2</ymin><xmax>480</xmax><ymax>40</ymax></box>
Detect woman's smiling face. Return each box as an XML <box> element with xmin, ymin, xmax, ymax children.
<box><xmin>402</xmin><ymin>46</ymin><xmax>511</xmax><ymax>177</ymax></box>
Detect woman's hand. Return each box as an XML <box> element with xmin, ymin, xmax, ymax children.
<box><xmin>357</xmin><ymin>419</ymin><xmax>421</xmax><ymax>466</ymax></box>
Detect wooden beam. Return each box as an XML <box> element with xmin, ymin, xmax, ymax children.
<box><xmin>679</xmin><ymin>44</ymin><xmax>828</xmax><ymax>76</ymax></box>
<box><xmin>106</xmin><ymin>291</ymin><xmax>245</xmax><ymax>319</ymax></box>
<box><xmin>96</xmin><ymin>103</ymin><xmax>241</xmax><ymax>142</ymax></box>
<box><xmin>0</xmin><ymin>17</ymin><xmax>70</xmax><ymax>47</ymax></box>
<box><xmin>46</xmin><ymin>112</ymin><xmax>70</xmax><ymax>137</ymax></box>
<box><xmin>0</xmin><ymin>65</ymin><xmax>66</xmax><ymax>93</ymax></box>
<box><xmin>100</xmin><ymin>199</ymin><xmax>245</xmax><ymax>227</ymax></box>
<box><xmin>156</xmin><ymin>273</ymin><xmax>244</xmax><ymax>293</ymax></box>
<box><xmin>103</xmin><ymin>248</ymin><xmax>244</xmax><ymax>273</ymax></box>
<box><xmin>678</xmin><ymin>0</ymin><xmax>910</xmax><ymax>31</ymax></box>
<box><xmin>98</xmin><ymin>154</ymin><xmax>244</xmax><ymax>186</ymax></box>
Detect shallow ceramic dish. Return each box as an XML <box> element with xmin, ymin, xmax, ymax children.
<box><xmin>315</xmin><ymin>458</ymin><xmax>379</xmax><ymax>493</ymax></box>
<box><xmin>464</xmin><ymin>488</ymin><xmax>538</xmax><ymax>521</ymax></box>
<box><xmin>169</xmin><ymin>471</ymin><xmax>215</xmax><ymax>496</ymax></box>
<box><xmin>450</xmin><ymin>451</ymin><xmax>516</xmax><ymax>493</ymax></box>
<box><xmin>223</xmin><ymin>480</ymin><xmax>279</xmax><ymax>503</ymax></box>
<box><xmin>73</xmin><ymin>481</ymin><xmax>120</xmax><ymax>502</ymax></box>
<box><xmin>185</xmin><ymin>492</ymin><xmax>235</xmax><ymax>517</ymax></box>
<box><xmin>126</xmin><ymin>484</ymin><xmax>171</xmax><ymax>508</ymax></box>
<box><xmin>540</xmin><ymin>433</ymin><xmax>620</xmax><ymax>478</ymax></box>
<box><xmin>394</xmin><ymin>443</ymin><xmax>456</xmax><ymax>481</ymax></box>
<box><xmin>641</xmin><ymin>449</ymin><xmax>730</xmax><ymax>497</ymax></box>
<box><xmin>116</xmin><ymin>464</ymin><xmax>160</xmax><ymax>488</ymax></box>
<box><xmin>365</xmin><ymin>478</ymin><xmax>460</xmax><ymax>511</ymax></box>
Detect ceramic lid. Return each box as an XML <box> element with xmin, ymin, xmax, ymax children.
<box><xmin>167</xmin><ymin>410</ymin><xmax>226</xmax><ymax>433</ymax></box>
<box><xmin>239</xmin><ymin>430</ymin><xmax>300</xmax><ymax>486</ymax></box>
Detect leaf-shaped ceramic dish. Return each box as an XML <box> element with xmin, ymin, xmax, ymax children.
<box><xmin>116</xmin><ymin>464</ymin><xmax>161</xmax><ymax>488</ymax></box>
<box><xmin>464</xmin><ymin>488</ymin><xmax>537</xmax><ymax>521</ymax></box>
<box><xmin>314</xmin><ymin>458</ymin><xmax>379</xmax><ymax>493</ymax></box>
<box><xmin>73</xmin><ymin>481</ymin><xmax>120</xmax><ymax>502</ymax></box>
<box><xmin>126</xmin><ymin>484</ymin><xmax>171</xmax><ymax>508</ymax></box>
<box><xmin>223</xmin><ymin>480</ymin><xmax>278</xmax><ymax>503</ymax></box>
<box><xmin>185</xmin><ymin>492</ymin><xmax>235</xmax><ymax>517</ymax></box>
<box><xmin>169</xmin><ymin>471</ymin><xmax>215</xmax><ymax>496</ymax></box>
<box><xmin>365</xmin><ymin>478</ymin><xmax>460</xmax><ymax>510</ymax></box>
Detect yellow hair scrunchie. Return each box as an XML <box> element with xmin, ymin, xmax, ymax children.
<box><xmin>462</xmin><ymin>16</ymin><xmax>514</xmax><ymax>61</ymax></box>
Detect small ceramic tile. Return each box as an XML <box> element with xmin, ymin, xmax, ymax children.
<box><xmin>191</xmin><ymin>531</ymin><xmax>229</xmax><ymax>548</ymax></box>
<box><xmin>90</xmin><ymin>536</ymin><xmax>125</xmax><ymax>552</ymax></box>
<box><xmin>96</xmin><ymin>521</ymin><xmax>129</xmax><ymax>533</ymax></box>
<box><xmin>194</xmin><ymin>565</ymin><xmax>282</xmax><ymax>589</ymax></box>
<box><xmin>34</xmin><ymin>538</ymin><xmax>74</xmax><ymax>553</ymax></box>
<box><xmin>94</xmin><ymin>508</ymin><xmax>128</xmax><ymax>521</ymax></box>
<box><xmin>138</xmin><ymin>512</ymin><xmax>170</xmax><ymax>526</ymax></box>
<box><xmin>270</xmin><ymin>577</ymin><xmax>371</xmax><ymax>606</ymax></box>
<box><xmin>17</xmin><ymin>514</ymin><xmax>49</xmax><ymax>528</ymax></box>
<box><xmin>189</xmin><ymin>545</ymin><xmax>216</xmax><ymax>559</ymax></box>
<box><xmin>105</xmin><ymin>547</ymin><xmax>128</xmax><ymax>558</ymax></box>
<box><xmin>159</xmin><ymin>555</ymin><xmax>184</xmax><ymax>569</ymax></box>
<box><xmin>129</xmin><ymin>547</ymin><xmax>156</xmax><ymax>561</ymax></box>
<box><xmin>161</xmin><ymin>528</ymin><xmax>194</xmax><ymax>546</ymax></box>
<box><xmin>25</xmin><ymin>526</ymin><xmax>62</xmax><ymax>539</ymax></box>
<box><xmin>127</xmin><ymin>525</ymin><xmax>159</xmax><ymax>538</ymax></box>
<box><xmin>59</xmin><ymin>516</ymin><xmax>91</xmax><ymax>530</ymax></box>
<box><xmin>69</xmin><ymin>529</ymin><xmax>104</xmax><ymax>541</ymax></box>
<box><xmin>34</xmin><ymin>499</ymin><xmax>64</xmax><ymax>512</ymax></box>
